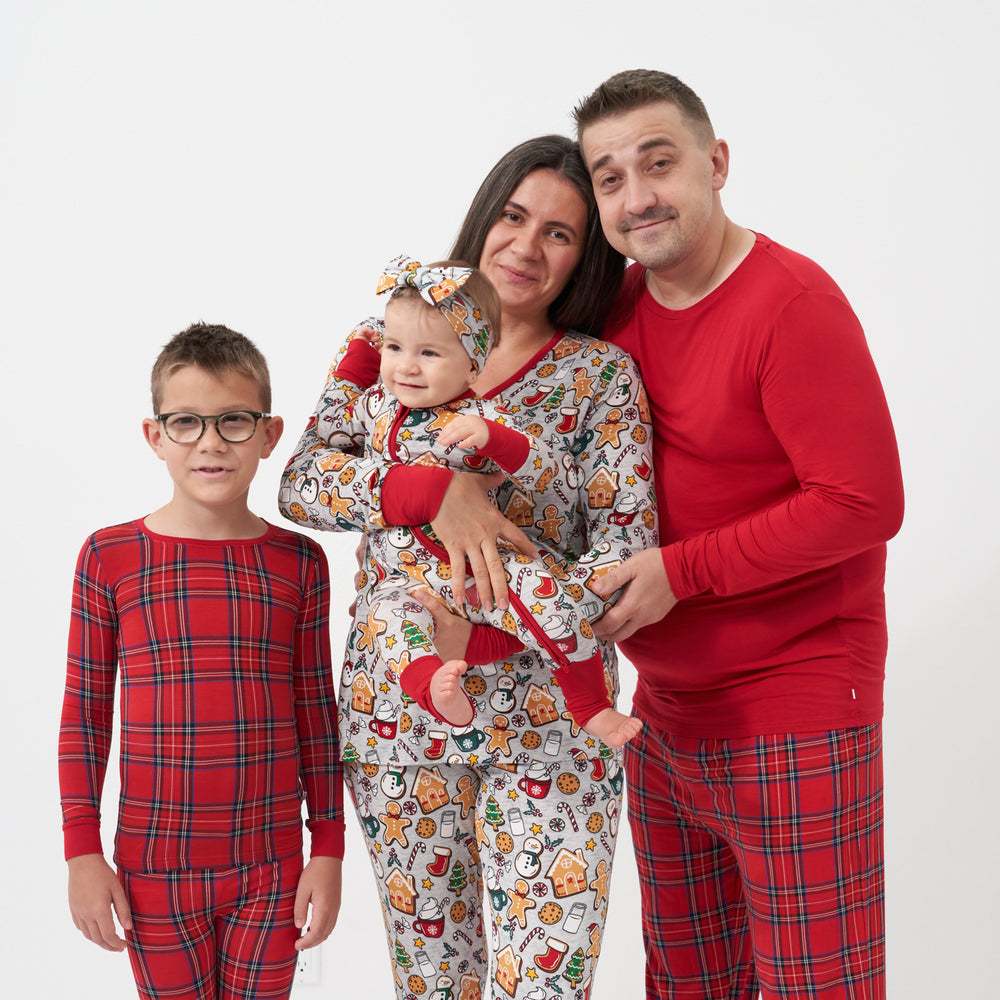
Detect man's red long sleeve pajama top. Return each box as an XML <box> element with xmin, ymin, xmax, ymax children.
<box><xmin>605</xmin><ymin>233</ymin><xmax>904</xmax><ymax>737</ymax></box>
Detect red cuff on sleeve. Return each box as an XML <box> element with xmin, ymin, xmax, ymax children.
<box><xmin>660</xmin><ymin>544</ymin><xmax>702</xmax><ymax>602</ymax></box>
<box><xmin>63</xmin><ymin>819</ymin><xmax>104</xmax><ymax>861</ymax></box>
<box><xmin>334</xmin><ymin>338</ymin><xmax>382</xmax><ymax>388</ymax></box>
<box><xmin>306</xmin><ymin>819</ymin><xmax>347</xmax><ymax>859</ymax></box>
<box><xmin>465</xmin><ymin>624</ymin><xmax>525</xmax><ymax>666</ymax></box>
<box><xmin>382</xmin><ymin>466</ymin><xmax>453</xmax><ymax>525</ymax></box>
<box><xmin>483</xmin><ymin>422</ymin><xmax>531</xmax><ymax>474</ymax></box>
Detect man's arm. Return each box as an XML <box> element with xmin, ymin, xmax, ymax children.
<box><xmin>596</xmin><ymin>291</ymin><xmax>903</xmax><ymax>640</ymax></box>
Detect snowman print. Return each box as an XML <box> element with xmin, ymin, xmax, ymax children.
<box><xmin>514</xmin><ymin>837</ymin><xmax>543</xmax><ymax>878</ymax></box>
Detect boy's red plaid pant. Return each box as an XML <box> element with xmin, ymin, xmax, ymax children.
<box><xmin>625</xmin><ymin>724</ymin><xmax>884</xmax><ymax>1000</ymax></box>
<box><xmin>120</xmin><ymin>855</ymin><xmax>302</xmax><ymax>1000</ymax></box>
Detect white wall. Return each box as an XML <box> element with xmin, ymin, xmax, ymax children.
<box><xmin>2</xmin><ymin>2</ymin><xmax>995</xmax><ymax>997</ymax></box>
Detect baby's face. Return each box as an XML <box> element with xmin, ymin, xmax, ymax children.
<box><xmin>380</xmin><ymin>297</ymin><xmax>474</xmax><ymax>409</ymax></box>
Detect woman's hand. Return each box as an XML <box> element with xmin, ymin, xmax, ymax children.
<box><xmin>411</xmin><ymin>589</ymin><xmax>473</xmax><ymax>662</ymax></box>
<box><xmin>430</xmin><ymin>472</ymin><xmax>537</xmax><ymax>610</ymax></box>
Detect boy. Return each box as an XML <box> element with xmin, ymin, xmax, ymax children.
<box><xmin>59</xmin><ymin>324</ymin><xmax>343</xmax><ymax>1000</ymax></box>
<box><xmin>292</xmin><ymin>256</ymin><xmax>643</xmax><ymax>748</ymax></box>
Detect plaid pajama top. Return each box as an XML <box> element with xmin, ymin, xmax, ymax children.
<box><xmin>58</xmin><ymin>519</ymin><xmax>344</xmax><ymax>872</ymax></box>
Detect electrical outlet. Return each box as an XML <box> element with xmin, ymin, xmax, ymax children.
<box><xmin>295</xmin><ymin>947</ymin><xmax>321</xmax><ymax>986</ymax></box>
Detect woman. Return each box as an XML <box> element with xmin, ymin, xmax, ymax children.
<box><xmin>280</xmin><ymin>136</ymin><xmax>657</xmax><ymax>1000</ymax></box>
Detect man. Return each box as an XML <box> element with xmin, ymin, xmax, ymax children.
<box><xmin>576</xmin><ymin>70</ymin><xmax>904</xmax><ymax>1000</ymax></box>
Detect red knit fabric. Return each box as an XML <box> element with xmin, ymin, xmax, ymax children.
<box><xmin>59</xmin><ymin>520</ymin><xmax>345</xmax><ymax>870</ymax></box>
<box><xmin>605</xmin><ymin>234</ymin><xmax>903</xmax><ymax>737</ymax></box>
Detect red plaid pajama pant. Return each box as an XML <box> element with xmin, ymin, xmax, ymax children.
<box><xmin>625</xmin><ymin>724</ymin><xmax>884</xmax><ymax>1000</ymax></box>
<box><xmin>119</xmin><ymin>855</ymin><xmax>302</xmax><ymax>1000</ymax></box>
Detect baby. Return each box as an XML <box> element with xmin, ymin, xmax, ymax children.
<box><xmin>326</xmin><ymin>256</ymin><xmax>641</xmax><ymax>749</ymax></box>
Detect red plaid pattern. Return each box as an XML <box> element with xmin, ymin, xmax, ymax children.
<box><xmin>625</xmin><ymin>725</ymin><xmax>884</xmax><ymax>1000</ymax></box>
<box><xmin>120</xmin><ymin>855</ymin><xmax>302</xmax><ymax>1000</ymax></box>
<box><xmin>59</xmin><ymin>521</ymin><xmax>344</xmax><ymax>871</ymax></box>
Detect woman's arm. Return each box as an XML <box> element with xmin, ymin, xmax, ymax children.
<box><xmin>278</xmin><ymin>319</ymin><xmax>394</xmax><ymax>534</ymax></box>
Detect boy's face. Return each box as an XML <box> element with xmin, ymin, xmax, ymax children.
<box><xmin>380</xmin><ymin>297</ymin><xmax>475</xmax><ymax>409</ymax></box>
<box><xmin>142</xmin><ymin>365</ymin><xmax>283</xmax><ymax>520</ymax></box>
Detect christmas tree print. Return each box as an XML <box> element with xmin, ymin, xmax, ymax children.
<box><xmin>401</xmin><ymin>619</ymin><xmax>432</xmax><ymax>652</ymax></box>
<box><xmin>598</xmin><ymin>360</ymin><xmax>617</xmax><ymax>388</ymax></box>
<box><xmin>394</xmin><ymin>939</ymin><xmax>412</xmax><ymax>971</ymax></box>
<box><xmin>563</xmin><ymin>947</ymin><xmax>585</xmax><ymax>986</ymax></box>
<box><xmin>342</xmin><ymin>742</ymin><xmax>361</xmax><ymax>764</ymax></box>
<box><xmin>449</xmin><ymin>861</ymin><xmax>468</xmax><ymax>894</ymax></box>
<box><xmin>483</xmin><ymin>795</ymin><xmax>505</xmax><ymax>830</ymax></box>
<box><xmin>542</xmin><ymin>384</ymin><xmax>566</xmax><ymax>411</ymax></box>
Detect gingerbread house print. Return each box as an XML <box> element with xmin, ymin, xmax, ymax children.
<box><xmin>585</xmin><ymin>469</ymin><xmax>619</xmax><ymax>510</ymax></box>
<box><xmin>411</xmin><ymin>450</ymin><xmax>446</xmax><ymax>468</ymax></box>
<box><xmin>494</xmin><ymin>944</ymin><xmax>521</xmax><ymax>997</ymax></box>
<box><xmin>458</xmin><ymin>971</ymin><xmax>482</xmax><ymax>1000</ymax></box>
<box><xmin>385</xmin><ymin>868</ymin><xmax>418</xmax><ymax>915</ymax></box>
<box><xmin>521</xmin><ymin>683</ymin><xmax>559</xmax><ymax>727</ymax></box>
<box><xmin>546</xmin><ymin>848</ymin><xmax>590</xmax><ymax>898</ymax></box>
<box><xmin>411</xmin><ymin>766</ymin><xmax>450</xmax><ymax>814</ymax></box>
<box><xmin>502</xmin><ymin>486</ymin><xmax>535</xmax><ymax>527</ymax></box>
<box><xmin>351</xmin><ymin>672</ymin><xmax>375</xmax><ymax>714</ymax></box>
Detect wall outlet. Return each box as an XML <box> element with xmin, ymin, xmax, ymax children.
<box><xmin>295</xmin><ymin>947</ymin><xmax>321</xmax><ymax>986</ymax></box>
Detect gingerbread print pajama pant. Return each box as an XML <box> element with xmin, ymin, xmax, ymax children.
<box><xmin>346</xmin><ymin>758</ymin><xmax>624</xmax><ymax>1000</ymax></box>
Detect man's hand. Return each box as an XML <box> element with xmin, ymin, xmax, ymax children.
<box><xmin>591</xmin><ymin>547</ymin><xmax>676</xmax><ymax>643</ymax></box>
<box><xmin>430</xmin><ymin>472</ymin><xmax>537</xmax><ymax>611</ymax></box>
<box><xmin>67</xmin><ymin>853</ymin><xmax>132</xmax><ymax>952</ymax></box>
<box><xmin>294</xmin><ymin>856</ymin><xmax>343</xmax><ymax>950</ymax></box>
<box><xmin>436</xmin><ymin>414</ymin><xmax>490</xmax><ymax>451</ymax></box>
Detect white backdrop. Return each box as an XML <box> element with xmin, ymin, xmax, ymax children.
<box><xmin>2</xmin><ymin>2</ymin><xmax>996</xmax><ymax>997</ymax></box>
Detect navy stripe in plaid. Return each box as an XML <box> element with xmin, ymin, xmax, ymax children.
<box><xmin>624</xmin><ymin>724</ymin><xmax>884</xmax><ymax>1000</ymax></box>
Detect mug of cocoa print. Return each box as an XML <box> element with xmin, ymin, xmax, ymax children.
<box><xmin>517</xmin><ymin>763</ymin><xmax>552</xmax><ymax>799</ymax></box>
<box><xmin>412</xmin><ymin>900</ymin><xmax>445</xmax><ymax>937</ymax></box>
<box><xmin>451</xmin><ymin>725</ymin><xmax>486</xmax><ymax>752</ymax></box>
<box><xmin>369</xmin><ymin>716</ymin><xmax>397</xmax><ymax>739</ymax></box>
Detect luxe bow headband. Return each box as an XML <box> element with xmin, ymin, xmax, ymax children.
<box><xmin>376</xmin><ymin>254</ymin><xmax>495</xmax><ymax>372</ymax></box>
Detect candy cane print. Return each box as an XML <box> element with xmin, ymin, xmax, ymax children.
<box><xmin>398</xmin><ymin>740</ymin><xmax>418</xmax><ymax>762</ymax></box>
<box><xmin>453</xmin><ymin>930</ymin><xmax>473</xmax><ymax>946</ymax></box>
<box><xmin>557</xmin><ymin>800</ymin><xmax>579</xmax><ymax>832</ymax></box>
<box><xmin>407</xmin><ymin>842</ymin><xmax>426</xmax><ymax>871</ymax></box>
<box><xmin>513</xmin><ymin>752</ymin><xmax>530</xmax><ymax>767</ymax></box>
<box><xmin>612</xmin><ymin>443</ymin><xmax>637</xmax><ymax>469</ymax></box>
<box><xmin>518</xmin><ymin>926</ymin><xmax>545</xmax><ymax>952</ymax></box>
<box><xmin>600</xmin><ymin>832</ymin><xmax>612</xmax><ymax>854</ymax></box>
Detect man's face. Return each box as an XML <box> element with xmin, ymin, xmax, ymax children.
<box><xmin>581</xmin><ymin>101</ymin><xmax>728</xmax><ymax>275</ymax></box>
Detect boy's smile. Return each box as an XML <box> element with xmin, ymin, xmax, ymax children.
<box><xmin>142</xmin><ymin>365</ymin><xmax>283</xmax><ymax>537</ymax></box>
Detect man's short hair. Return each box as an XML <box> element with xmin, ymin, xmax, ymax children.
<box><xmin>151</xmin><ymin>323</ymin><xmax>271</xmax><ymax>413</ymax></box>
<box><xmin>386</xmin><ymin>261</ymin><xmax>503</xmax><ymax>348</ymax></box>
<box><xmin>573</xmin><ymin>69</ymin><xmax>715</xmax><ymax>145</ymax></box>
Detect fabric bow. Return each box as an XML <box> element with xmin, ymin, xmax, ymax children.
<box><xmin>376</xmin><ymin>254</ymin><xmax>494</xmax><ymax>371</ymax></box>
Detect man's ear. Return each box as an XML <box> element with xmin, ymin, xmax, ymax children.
<box><xmin>260</xmin><ymin>416</ymin><xmax>285</xmax><ymax>459</ymax></box>
<box><xmin>142</xmin><ymin>417</ymin><xmax>166</xmax><ymax>460</ymax></box>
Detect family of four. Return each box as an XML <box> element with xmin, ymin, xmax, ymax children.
<box><xmin>59</xmin><ymin>69</ymin><xmax>903</xmax><ymax>1000</ymax></box>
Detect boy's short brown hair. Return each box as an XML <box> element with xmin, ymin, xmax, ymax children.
<box><xmin>151</xmin><ymin>323</ymin><xmax>271</xmax><ymax>413</ymax></box>
<box><xmin>387</xmin><ymin>260</ymin><xmax>502</xmax><ymax>348</ymax></box>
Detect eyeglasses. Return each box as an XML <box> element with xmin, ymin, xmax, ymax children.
<box><xmin>155</xmin><ymin>411</ymin><xmax>270</xmax><ymax>444</ymax></box>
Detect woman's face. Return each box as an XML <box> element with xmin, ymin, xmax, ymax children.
<box><xmin>479</xmin><ymin>169</ymin><xmax>589</xmax><ymax>327</ymax></box>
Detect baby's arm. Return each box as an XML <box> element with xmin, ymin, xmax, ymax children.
<box><xmin>435</xmin><ymin>413</ymin><xmax>490</xmax><ymax>451</ymax></box>
<box><xmin>67</xmin><ymin>854</ymin><xmax>133</xmax><ymax>952</ymax></box>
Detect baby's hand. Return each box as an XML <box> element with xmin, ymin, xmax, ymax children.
<box><xmin>437</xmin><ymin>415</ymin><xmax>489</xmax><ymax>451</ymax></box>
<box><xmin>349</xmin><ymin>324</ymin><xmax>382</xmax><ymax>349</ymax></box>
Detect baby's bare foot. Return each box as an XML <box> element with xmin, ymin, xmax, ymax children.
<box><xmin>430</xmin><ymin>660</ymin><xmax>474</xmax><ymax>727</ymax></box>
<box><xmin>583</xmin><ymin>707</ymin><xmax>643</xmax><ymax>749</ymax></box>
